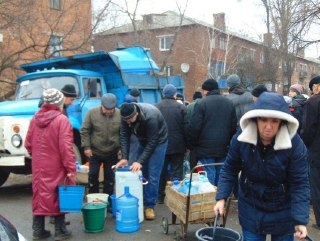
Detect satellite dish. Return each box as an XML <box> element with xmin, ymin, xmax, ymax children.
<box><xmin>181</xmin><ymin>63</ymin><xmax>190</xmax><ymax>73</ymax></box>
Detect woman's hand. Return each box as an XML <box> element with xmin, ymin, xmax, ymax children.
<box><xmin>294</xmin><ymin>225</ymin><xmax>307</xmax><ymax>240</ymax></box>
<box><xmin>213</xmin><ymin>199</ymin><xmax>225</xmax><ymax>216</ymax></box>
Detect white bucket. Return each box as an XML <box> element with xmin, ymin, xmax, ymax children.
<box><xmin>86</xmin><ymin>193</ymin><xmax>109</xmax><ymax>203</ymax></box>
<box><xmin>116</xmin><ymin>167</ymin><xmax>144</xmax><ymax>223</ymax></box>
<box><xmin>86</xmin><ymin>193</ymin><xmax>109</xmax><ymax>218</ymax></box>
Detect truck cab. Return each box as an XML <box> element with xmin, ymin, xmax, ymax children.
<box><xmin>0</xmin><ymin>46</ymin><xmax>185</xmax><ymax>186</ymax></box>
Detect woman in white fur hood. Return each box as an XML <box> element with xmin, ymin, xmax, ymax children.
<box><xmin>214</xmin><ymin>92</ymin><xmax>310</xmax><ymax>241</ymax></box>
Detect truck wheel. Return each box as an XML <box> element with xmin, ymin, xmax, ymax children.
<box><xmin>73</xmin><ymin>144</ymin><xmax>82</xmax><ymax>163</ymax></box>
<box><xmin>0</xmin><ymin>169</ymin><xmax>10</xmax><ymax>186</ymax></box>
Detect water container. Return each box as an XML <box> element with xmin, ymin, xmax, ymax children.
<box><xmin>116</xmin><ymin>186</ymin><xmax>140</xmax><ymax>233</ymax></box>
<box><xmin>172</xmin><ymin>179</ymin><xmax>181</xmax><ymax>191</ymax></box>
<box><xmin>116</xmin><ymin>166</ymin><xmax>144</xmax><ymax>222</ymax></box>
<box><xmin>198</xmin><ymin>175</ymin><xmax>215</xmax><ymax>193</ymax></box>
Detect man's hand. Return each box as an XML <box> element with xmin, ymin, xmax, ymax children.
<box><xmin>130</xmin><ymin>162</ymin><xmax>142</xmax><ymax>172</ymax></box>
<box><xmin>213</xmin><ymin>199</ymin><xmax>225</xmax><ymax>216</ymax></box>
<box><xmin>84</xmin><ymin>148</ymin><xmax>93</xmax><ymax>158</ymax></box>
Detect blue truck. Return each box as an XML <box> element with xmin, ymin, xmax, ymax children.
<box><xmin>0</xmin><ymin>46</ymin><xmax>185</xmax><ymax>186</ymax></box>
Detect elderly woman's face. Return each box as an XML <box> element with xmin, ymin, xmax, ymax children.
<box><xmin>257</xmin><ymin>117</ymin><xmax>282</xmax><ymax>144</ymax></box>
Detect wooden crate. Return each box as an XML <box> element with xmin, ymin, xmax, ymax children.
<box><xmin>164</xmin><ymin>186</ymin><xmax>216</xmax><ymax>224</ymax></box>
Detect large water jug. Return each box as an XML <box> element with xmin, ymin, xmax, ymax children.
<box><xmin>116</xmin><ymin>186</ymin><xmax>140</xmax><ymax>233</ymax></box>
<box><xmin>116</xmin><ymin>166</ymin><xmax>144</xmax><ymax>222</ymax></box>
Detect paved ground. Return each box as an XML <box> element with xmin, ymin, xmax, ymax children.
<box><xmin>1</xmin><ymin>174</ymin><xmax>320</xmax><ymax>241</ymax></box>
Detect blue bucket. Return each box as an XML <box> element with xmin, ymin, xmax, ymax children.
<box><xmin>58</xmin><ymin>185</ymin><xmax>85</xmax><ymax>212</ymax></box>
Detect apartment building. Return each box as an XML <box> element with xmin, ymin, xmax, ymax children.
<box><xmin>94</xmin><ymin>11</ymin><xmax>320</xmax><ymax>101</ymax></box>
<box><xmin>0</xmin><ymin>0</ymin><xmax>92</xmax><ymax>99</ymax></box>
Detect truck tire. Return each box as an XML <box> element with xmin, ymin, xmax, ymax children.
<box><xmin>0</xmin><ymin>169</ymin><xmax>10</xmax><ymax>186</ymax></box>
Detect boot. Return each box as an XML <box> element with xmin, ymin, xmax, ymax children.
<box><xmin>54</xmin><ymin>215</ymin><xmax>71</xmax><ymax>240</ymax></box>
<box><xmin>32</xmin><ymin>216</ymin><xmax>51</xmax><ymax>240</ymax></box>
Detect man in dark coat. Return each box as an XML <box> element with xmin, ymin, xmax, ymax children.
<box><xmin>188</xmin><ymin>78</ymin><xmax>237</xmax><ymax>185</ymax></box>
<box><xmin>301</xmin><ymin>75</ymin><xmax>320</xmax><ymax>230</ymax></box>
<box><xmin>116</xmin><ymin>102</ymin><xmax>168</xmax><ymax>220</ymax></box>
<box><xmin>214</xmin><ymin>92</ymin><xmax>310</xmax><ymax>240</ymax></box>
<box><xmin>155</xmin><ymin>84</ymin><xmax>188</xmax><ymax>203</ymax></box>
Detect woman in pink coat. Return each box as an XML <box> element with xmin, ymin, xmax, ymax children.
<box><xmin>25</xmin><ymin>88</ymin><xmax>76</xmax><ymax>241</ymax></box>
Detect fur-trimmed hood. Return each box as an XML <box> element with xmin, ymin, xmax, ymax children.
<box><xmin>238</xmin><ymin>92</ymin><xmax>299</xmax><ymax>150</ymax></box>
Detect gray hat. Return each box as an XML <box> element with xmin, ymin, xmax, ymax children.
<box><xmin>227</xmin><ymin>74</ymin><xmax>241</xmax><ymax>87</ymax></box>
<box><xmin>101</xmin><ymin>93</ymin><xmax>117</xmax><ymax>109</ymax></box>
<box><xmin>43</xmin><ymin>88</ymin><xmax>64</xmax><ymax>107</ymax></box>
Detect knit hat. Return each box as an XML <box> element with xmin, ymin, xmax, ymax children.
<box><xmin>101</xmin><ymin>93</ymin><xmax>117</xmax><ymax>109</ymax></box>
<box><xmin>201</xmin><ymin>79</ymin><xmax>219</xmax><ymax>91</ymax></box>
<box><xmin>124</xmin><ymin>94</ymin><xmax>137</xmax><ymax>103</ymax></box>
<box><xmin>309</xmin><ymin>75</ymin><xmax>320</xmax><ymax>91</ymax></box>
<box><xmin>120</xmin><ymin>103</ymin><xmax>137</xmax><ymax>120</ymax></box>
<box><xmin>43</xmin><ymin>88</ymin><xmax>64</xmax><ymax>107</ymax></box>
<box><xmin>227</xmin><ymin>74</ymin><xmax>241</xmax><ymax>87</ymax></box>
<box><xmin>238</xmin><ymin>92</ymin><xmax>299</xmax><ymax>150</ymax></box>
<box><xmin>289</xmin><ymin>84</ymin><xmax>304</xmax><ymax>95</ymax></box>
<box><xmin>61</xmin><ymin>84</ymin><xmax>77</xmax><ymax>97</ymax></box>
<box><xmin>193</xmin><ymin>91</ymin><xmax>202</xmax><ymax>100</ymax></box>
<box><xmin>251</xmin><ymin>84</ymin><xmax>268</xmax><ymax>98</ymax></box>
<box><xmin>163</xmin><ymin>84</ymin><xmax>177</xmax><ymax>98</ymax></box>
<box><xmin>130</xmin><ymin>88</ymin><xmax>140</xmax><ymax>97</ymax></box>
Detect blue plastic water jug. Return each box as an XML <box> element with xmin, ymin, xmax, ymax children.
<box><xmin>115</xmin><ymin>186</ymin><xmax>140</xmax><ymax>233</ymax></box>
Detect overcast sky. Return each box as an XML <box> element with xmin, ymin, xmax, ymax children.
<box><xmin>93</xmin><ymin>0</ymin><xmax>319</xmax><ymax>58</ymax></box>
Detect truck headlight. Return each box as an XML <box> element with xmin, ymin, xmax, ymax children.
<box><xmin>11</xmin><ymin>134</ymin><xmax>22</xmax><ymax>148</ymax></box>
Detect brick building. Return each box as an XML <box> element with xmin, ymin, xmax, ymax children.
<box><xmin>94</xmin><ymin>11</ymin><xmax>320</xmax><ymax>101</ymax></box>
<box><xmin>0</xmin><ymin>0</ymin><xmax>92</xmax><ymax>99</ymax></box>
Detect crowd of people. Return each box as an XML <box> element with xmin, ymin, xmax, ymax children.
<box><xmin>25</xmin><ymin>74</ymin><xmax>320</xmax><ymax>240</ymax></box>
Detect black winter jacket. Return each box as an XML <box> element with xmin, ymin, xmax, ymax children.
<box><xmin>155</xmin><ymin>98</ymin><xmax>188</xmax><ymax>154</ymax></box>
<box><xmin>301</xmin><ymin>94</ymin><xmax>320</xmax><ymax>166</ymax></box>
<box><xmin>188</xmin><ymin>89</ymin><xmax>237</xmax><ymax>158</ymax></box>
<box><xmin>120</xmin><ymin>103</ymin><xmax>168</xmax><ymax>164</ymax></box>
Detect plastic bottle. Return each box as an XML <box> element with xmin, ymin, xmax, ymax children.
<box><xmin>115</xmin><ymin>186</ymin><xmax>140</xmax><ymax>233</ymax></box>
<box><xmin>198</xmin><ymin>175</ymin><xmax>215</xmax><ymax>193</ymax></box>
<box><xmin>172</xmin><ymin>179</ymin><xmax>181</xmax><ymax>191</ymax></box>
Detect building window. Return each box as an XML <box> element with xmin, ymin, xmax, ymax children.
<box><xmin>218</xmin><ymin>37</ymin><xmax>226</xmax><ymax>50</ymax></box>
<box><xmin>260</xmin><ymin>51</ymin><xmax>264</xmax><ymax>64</ymax></box>
<box><xmin>50</xmin><ymin>35</ymin><xmax>62</xmax><ymax>57</ymax></box>
<box><xmin>158</xmin><ymin>35</ymin><xmax>174</xmax><ymax>51</ymax></box>
<box><xmin>250</xmin><ymin>49</ymin><xmax>255</xmax><ymax>61</ymax></box>
<box><xmin>50</xmin><ymin>0</ymin><xmax>60</xmax><ymax>10</ymax></box>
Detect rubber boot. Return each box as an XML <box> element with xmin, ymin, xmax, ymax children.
<box><xmin>54</xmin><ymin>215</ymin><xmax>71</xmax><ymax>241</ymax></box>
<box><xmin>32</xmin><ymin>216</ymin><xmax>51</xmax><ymax>240</ymax></box>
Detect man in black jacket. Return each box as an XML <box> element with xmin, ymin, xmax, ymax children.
<box><xmin>301</xmin><ymin>75</ymin><xmax>320</xmax><ymax>230</ymax></box>
<box><xmin>155</xmin><ymin>84</ymin><xmax>188</xmax><ymax>203</ymax></box>
<box><xmin>116</xmin><ymin>102</ymin><xmax>168</xmax><ymax>220</ymax></box>
<box><xmin>188</xmin><ymin>78</ymin><xmax>237</xmax><ymax>185</ymax></box>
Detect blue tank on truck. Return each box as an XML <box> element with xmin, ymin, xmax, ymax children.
<box><xmin>0</xmin><ymin>46</ymin><xmax>185</xmax><ymax>186</ymax></box>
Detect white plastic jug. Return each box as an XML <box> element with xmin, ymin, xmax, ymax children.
<box><xmin>115</xmin><ymin>166</ymin><xmax>145</xmax><ymax>223</ymax></box>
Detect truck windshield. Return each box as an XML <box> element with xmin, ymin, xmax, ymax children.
<box><xmin>16</xmin><ymin>76</ymin><xmax>79</xmax><ymax>100</ymax></box>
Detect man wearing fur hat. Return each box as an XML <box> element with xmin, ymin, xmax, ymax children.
<box><xmin>301</xmin><ymin>75</ymin><xmax>320</xmax><ymax>231</ymax></box>
<box><xmin>25</xmin><ymin>88</ymin><xmax>75</xmax><ymax>240</ymax></box>
<box><xmin>214</xmin><ymin>92</ymin><xmax>310</xmax><ymax>240</ymax></box>
<box><xmin>188</xmin><ymin>78</ymin><xmax>237</xmax><ymax>186</ymax></box>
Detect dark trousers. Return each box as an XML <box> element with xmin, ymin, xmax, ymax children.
<box><xmin>310</xmin><ymin>166</ymin><xmax>320</xmax><ymax>225</ymax></box>
<box><xmin>158</xmin><ymin>153</ymin><xmax>184</xmax><ymax>199</ymax></box>
<box><xmin>88</xmin><ymin>152</ymin><xmax>118</xmax><ymax>195</ymax></box>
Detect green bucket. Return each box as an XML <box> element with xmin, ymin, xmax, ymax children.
<box><xmin>81</xmin><ymin>202</ymin><xmax>107</xmax><ymax>233</ymax></box>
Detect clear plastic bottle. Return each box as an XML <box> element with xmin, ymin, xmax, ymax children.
<box><xmin>198</xmin><ymin>175</ymin><xmax>215</xmax><ymax>193</ymax></box>
<box><xmin>172</xmin><ymin>179</ymin><xmax>181</xmax><ymax>191</ymax></box>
